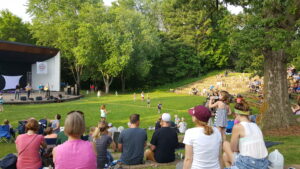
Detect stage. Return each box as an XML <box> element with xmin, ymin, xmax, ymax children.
<box><xmin>0</xmin><ymin>91</ymin><xmax>82</xmax><ymax>104</ymax></box>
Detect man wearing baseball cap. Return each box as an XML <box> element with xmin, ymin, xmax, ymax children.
<box><xmin>145</xmin><ymin>113</ymin><xmax>179</xmax><ymax>163</ymax></box>
<box><xmin>183</xmin><ymin>105</ymin><xmax>222</xmax><ymax>169</ymax></box>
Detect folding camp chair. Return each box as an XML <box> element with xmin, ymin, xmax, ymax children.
<box><xmin>81</xmin><ymin>135</ymin><xmax>89</xmax><ymax>141</ymax></box>
<box><xmin>43</xmin><ymin>138</ymin><xmax>56</xmax><ymax>167</ymax></box>
<box><xmin>0</xmin><ymin>125</ymin><xmax>11</xmax><ymax>143</ymax></box>
<box><xmin>45</xmin><ymin>138</ymin><xmax>57</xmax><ymax>145</ymax></box>
<box><xmin>17</xmin><ymin>120</ymin><xmax>27</xmax><ymax>135</ymax></box>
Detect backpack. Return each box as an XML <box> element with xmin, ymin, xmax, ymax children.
<box><xmin>0</xmin><ymin>153</ymin><xmax>17</xmax><ymax>169</ymax></box>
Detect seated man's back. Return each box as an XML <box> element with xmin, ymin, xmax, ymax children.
<box><xmin>119</xmin><ymin>127</ymin><xmax>147</xmax><ymax>165</ymax></box>
<box><xmin>151</xmin><ymin>119</ymin><xmax>178</xmax><ymax>163</ymax></box>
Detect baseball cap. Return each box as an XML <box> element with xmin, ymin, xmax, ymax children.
<box><xmin>108</xmin><ymin>123</ymin><xmax>112</xmax><ymax>127</ymax></box>
<box><xmin>161</xmin><ymin>113</ymin><xmax>171</xmax><ymax>122</ymax></box>
<box><xmin>188</xmin><ymin>105</ymin><xmax>211</xmax><ymax>122</ymax></box>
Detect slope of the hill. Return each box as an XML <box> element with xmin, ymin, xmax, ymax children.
<box><xmin>175</xmin><ymin>72</ymin><xmax>253</xmax><ymax>96</ymax></box>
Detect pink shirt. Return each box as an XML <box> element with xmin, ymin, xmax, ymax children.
<box><xmin>54</xmin><ymin>139</ymin><xmax>97</xmax><ymax>169</ymax></box>
<box><xmin>15</xmin><ymin>134</ymin><xmax>44</xmax><ymax>169</ymax></box>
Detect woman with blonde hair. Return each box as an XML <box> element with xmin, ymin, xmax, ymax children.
<box><xmin>183</xmin><ymin>106</ymin><xmax>222</xmax><ymax>169</ymax></box>
<box><xmin>92</xmin><ymin>121</ymin><xmax>114</xmax><ymax>169</ymax></box>
<box><xmin>209</xmin><ymin>90</ymin><xmax>232</xmax><ymax>141</ymax></box>
<box><xmin>53</xmin><ymin>111</ymin><xmax>96</xmax><ymax>169</ymax></box>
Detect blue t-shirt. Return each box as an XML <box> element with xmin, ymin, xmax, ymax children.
<box><xmin>118</xmin><ymin>128</ymin><xmax>147</xmax><ymax>165</ymax></box>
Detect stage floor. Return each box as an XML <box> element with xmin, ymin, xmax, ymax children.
<box><xmin>1</xmin><ymin>91</ymin><xmax>82</xmax><ymax>104</ymax></box>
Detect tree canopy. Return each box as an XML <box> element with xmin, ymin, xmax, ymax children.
<box><xmin>0</xmin><ymin>10</ymin><xmax>34</xmax><ymax>44</ymax></box>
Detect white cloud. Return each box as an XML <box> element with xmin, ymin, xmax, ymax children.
<box><xmin>227</xmin><ymin>5</ymin><xmax>243</xmax><ymax>15</ymax></box>
<box><xmin>104</xmin><ymin>0</ymin><xmax>116</xmax><ymax>6</ymax></box>
<box><xmin>0</xmin><ymin>0</ymin><xmax>31</xmax><ymax>22</ymax></box>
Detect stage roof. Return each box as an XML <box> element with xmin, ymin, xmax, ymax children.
<box><xmin>0</xmin><ymin>41</ymin><xmax>59</xmax><ymax>63</ymax></box>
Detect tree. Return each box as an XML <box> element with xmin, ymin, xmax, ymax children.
<box><xmin>225</xmin><ymin>0</ymin><xmax>300</xmax><ymax>129</ymax></box>
<box><xmin>75</xmin><ymin>6</ymin><xmax>134</xmax><ymax>93</ymax></box>
<box><xmin>112</xmin><ymin>2</ymin><xmax>161</xmax><ymax>92</ymax></box>
<box><xmin>27</xmin><ymin>0</ymin><xmax>101</xmax><ymax>90</ymax></box>
<box><xmin>0</xmin><ymin>10</ymin><xmax>34</xmax><ymax>44</ymax></box>
<box><xmin>146</xmin><ymin>0</ymin><xmax>232</xmax><ymax>83</ymax></box>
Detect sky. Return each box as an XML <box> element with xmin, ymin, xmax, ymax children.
<box><xmin>0</xmin><ymin>0</ymin><xmax>243</xmax><ymax>22</ymax></box>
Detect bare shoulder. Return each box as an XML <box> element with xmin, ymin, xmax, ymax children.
<box><xmin>232</xmin><ymin>123</ymin><xmax>243</xmax><ymax>131</ymax></box>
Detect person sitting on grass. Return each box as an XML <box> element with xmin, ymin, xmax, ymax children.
<box><xmin>44</xmin><ymin>127</ymin><xmax>57</xmax><ymax>139</ymax></box>
<box><xmin>92</xmin><ymin>121</ymin><xmax>114</xmax><ymax>169</ymax></box>
<box><xmin>145</xmin><ymin>113</ymin><xmax>178</xmax><ymax>163</ymax></box>
<box><xmin>88</xmin><ymin>127</ymin><xmax>96</xmax><ymax>141</ymax></box>
<box><xmin>53</xmin><ymin>111</ymin><xmax>96</xmax><ymax>169</ymax></box>
<box><xmin>16</xmin><ymin>118</ymin><xmax>47</xmax><ymax>169</ymax></box>
<box><xmin>178</xmin><ymin>117</ymin><xmax>187</xmax><ymax>134</ymax></box>
<box><xmin>50</xmin><ymin>114</ymin><xmax>61</xmax><ymax>134</ymax></box>
<box><xmin>107</xmin><ymin>123</ymin><xmax>118</xmax><ymax>136</ymax></box>
<box><xmin>223</xmin><ymin>100</ymin><xmax>269</xmax><ymax>169</ymax></box>
<box><xmin>183</xmin><ymin>106</ymin><xmax>222</xmax><ymax>169</ymax></box>
<box><xmin>118</xmin><ymin>114</ymin><xmax>147</xmax><ymax>165</ymax></box>
<box><xmin>292</xmin><ymin>98</ymin><xmax>300</xmax><ymax>115</ymax></box>
<box><xmin>155</xmin><ymin>117</ymin><xmax>162</xmax><ymax>131</ymax></box>
<box><xmin>3</xmin><ymin>119</ymin><xmax>15</xmax><ymax>138</ymax></box>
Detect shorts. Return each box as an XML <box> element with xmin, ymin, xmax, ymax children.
<box><xmin>229</xmin><ymin>154</ymin><xmax>269</xmax><ymax>169</ymax></box>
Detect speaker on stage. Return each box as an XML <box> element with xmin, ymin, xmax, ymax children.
<box><xmin>36</xmin><ymin>96</ymin><xmax>42</xmax><ymax>101</ymax></box>
<box><xmin>20</xmin><ymin>96</ymin><xmax>27</xmax><ymax>101</ymax></box>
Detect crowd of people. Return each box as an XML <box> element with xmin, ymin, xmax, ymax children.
<box><xmin>0</xmin><ymin>89</ymin><xmax>275</xmax><ymax>169</ymax></box>
<box><xmin>288</xmin><ymin>67</ymin><xmax>300</xmax><ymax>94</ymax></box>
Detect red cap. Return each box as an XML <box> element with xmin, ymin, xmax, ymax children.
<box><xmin>188</xmin><ymin>105</ymin><xmax>211</xmax><ymax>123</ymax></box>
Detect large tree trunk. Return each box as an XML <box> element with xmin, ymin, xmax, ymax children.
<box><xmin>70</xmin><ymin>64</ymin><xmax>82</xmax><ymax>95</ymax></box>
<box><xmin>76</xmin><ymin>70</ymin><xmax>81</xmax><ymax>95</ymax></box>
<box><xmin>103</xmin><ymin>75</ymin><xmax>113</xmax><ymax>94</ymax></box>
<box><xmin>260</xmin><ymin>50</ymin><xmax>294</xmax><ymax>129</ymax></box>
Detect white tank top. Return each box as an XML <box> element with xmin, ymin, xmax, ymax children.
<box><xmin>239</xmin><ymin>122</ymin><xmax>268</xmax><ymax>159</ymax></box>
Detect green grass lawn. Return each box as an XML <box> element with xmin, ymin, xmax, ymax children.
<box><xmin>0</xmin><ymin>91</ymin><xmax>299</xmax><ymax>166</ymax></box>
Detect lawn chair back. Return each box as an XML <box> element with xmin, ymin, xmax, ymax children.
<box><xmin>17</xmin><ymin>121</ymin><xmax>27</xmax><ymax>134</ymax></box>
<box><xmin>45</xmin><ymin>138</ymin><xmax>57</xmax><ymax>145</ymax></box>
<box><xmin>0</xmin><ymin>125</ymin><xmax>11</xmax><ymax>143</ymax></box>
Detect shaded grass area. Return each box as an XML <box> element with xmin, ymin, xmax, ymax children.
<box><xmin>0</xmin><ymin>91</ymin><xmax>299</xmax><ymax>165</ymax></box>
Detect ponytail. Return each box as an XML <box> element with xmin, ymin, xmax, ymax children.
<box><xmin>203</xmin><ymin>124</ymin><xmax>213</xmax><ymax>135</ymax></box>
<box><xmin>196</xmin><ymin>120</ymin><xmax>214</xmax><ymax>135</ymax></box>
